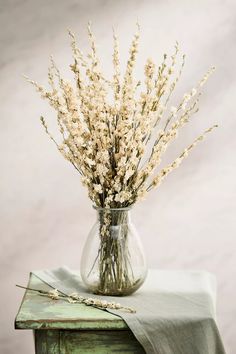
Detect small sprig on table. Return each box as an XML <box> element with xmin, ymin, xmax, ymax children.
<box><xmin>16</xmin><ymin>284</ymin><xmax>136</xmax><ymax>313</ymax></box>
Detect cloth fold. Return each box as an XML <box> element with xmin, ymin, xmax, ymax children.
<box><xmin>32</xmin><ymin>267</ymin><xmax>226</xmax><ymax>354</ymax></box>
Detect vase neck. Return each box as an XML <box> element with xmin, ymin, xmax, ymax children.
<box><xmin>95</xmin><ymin>208</ymin><xmax>131</xmax><ymax>225</ymax></box>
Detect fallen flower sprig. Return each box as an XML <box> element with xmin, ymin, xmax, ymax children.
<box><xmin>16</xmin><ymin>284</ymin><xmax>136</xmax><ymax>313</ymax></box>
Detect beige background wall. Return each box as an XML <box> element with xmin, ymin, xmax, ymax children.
<box><xmin>0</xmin><ymin>0</ymin><xmax>235</xmax><ymax>353</ymax></box>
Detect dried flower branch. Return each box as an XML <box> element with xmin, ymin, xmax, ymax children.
<box><xmin>16</xmin><ymin>284</ymin><xmax>136</xmax><ymax>313</ymax></box>
<box><xmin>25</xmin><ymin>25</ymin><xmax>217</xmax><ymax>209</ymax></box>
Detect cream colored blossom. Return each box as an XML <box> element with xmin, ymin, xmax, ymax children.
<box><xmin>94</xmin><ymin>184</ymin><xmax>103</xmax><ymax>194</ymax></box>
<box><xmin>48</xmin><ymin>289</ymin><xmax>60</xmax><ymax>300</ymax></box>
<box><xmin>27</xmin><ymin>25</ymin><xmax>217</xmax><ymax>209</ymax></box>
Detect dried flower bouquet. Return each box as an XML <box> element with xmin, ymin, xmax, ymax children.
<box><xmin>26</xmin><ymin>24</ymin><xmax>217</xmax><ymax>295</ymax></box>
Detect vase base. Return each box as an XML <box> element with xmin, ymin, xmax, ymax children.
<box><xmin>87</xmin><ymin>278</ymin><xmax>145</xmax><ymax>297</ymax></box>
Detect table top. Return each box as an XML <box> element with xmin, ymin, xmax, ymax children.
<box><xmin>15</xmin><ymin>269</ymin><xmax>216</xmax><ymax>331</ymax></box>
<box><xmin>15</xmin><ymin>273</ymin><xmax>127</xmax><ymax>330</ymax></box>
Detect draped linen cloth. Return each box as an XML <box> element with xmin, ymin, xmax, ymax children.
<box><xmin>32</xmin><ymin>267</ymin><xmax>226</xmax><ymax>354</ymax></box>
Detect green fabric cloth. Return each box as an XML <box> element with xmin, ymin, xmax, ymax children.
<box><xmin>32</xmin><ymin>267</ymin><xmax>226</xmax><ymax>354</ymax></box>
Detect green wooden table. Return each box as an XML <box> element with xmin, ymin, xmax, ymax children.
<box><xmin>15</xmin><ymin>274</ymin><xmax>145</xmax><ymax>353</ymax></box>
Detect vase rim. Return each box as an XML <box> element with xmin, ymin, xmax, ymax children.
<box><xmin>93</xmin><ymin>205</ymin><xmax>133</xmax><ymax>211</ymax></box>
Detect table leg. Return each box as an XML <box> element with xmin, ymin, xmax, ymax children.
<box><xmin>34</xmin><ymin>330</ymin><xmax>60</xmax><ymax>354</ymax></box>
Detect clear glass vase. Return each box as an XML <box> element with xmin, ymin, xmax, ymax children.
<box><xmin>80</xmin><ymin>206</ymin><xmax>147</xmax><ymax>296</ymax></box>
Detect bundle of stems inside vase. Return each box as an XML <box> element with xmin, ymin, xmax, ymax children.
<box><xmin>26</xmin><ymin>23</ymin><xmax>217</xmax><ymax>294</ymax></box>
<box><xmin>95</xmin><ymin>208</ymin><xmax>136</xmax><ymax>295</ymax></box>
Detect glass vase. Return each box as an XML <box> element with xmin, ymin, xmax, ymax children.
<box><xmin>80</xmin><ymin>206</ymin><xmax>147</xmax><ymax>296</ymax></box>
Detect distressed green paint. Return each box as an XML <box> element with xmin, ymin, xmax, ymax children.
<box><xmin>33</xmin><ymin>330</ymin><xmax>145</xmax><ymax>354</ymax></box>
<box><xmin>34</xmin><ymin>330</ymin><xmax>60</xmax><ymax>354</ymax></box>
<box><xmin>15</xmin><ymin>274</ymin><xmax>144</xmax><ymax>353</ymax></box>
<box><xmin>15</xmin><ymin>274</ymin><xmax>127</xmax><ymax>330</ymax></box>
<box><xmin>60</xmin><ymin>330</ymin><xmax>145</xmax><ymax>354</ymax></box>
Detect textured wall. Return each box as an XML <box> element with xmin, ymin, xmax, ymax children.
<box><xmin>0</xmin><ymin>0</ymin><xmax>235</xmax><ymax>353</ymax></box>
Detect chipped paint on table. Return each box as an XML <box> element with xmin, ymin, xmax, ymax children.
<box><xmin>15</xmin><ymin>274</ymin><xmax>145</xmax><ymax>353</ymax></box>
<box><xmin>34</xmin><ymin>330</ymin><xmax>145</xmax><ymax>354</ymax></box>
<box><xmin>15</xmin><ymin>273</ymin><xmax>128</xmax><ymax>330</ymax></box>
